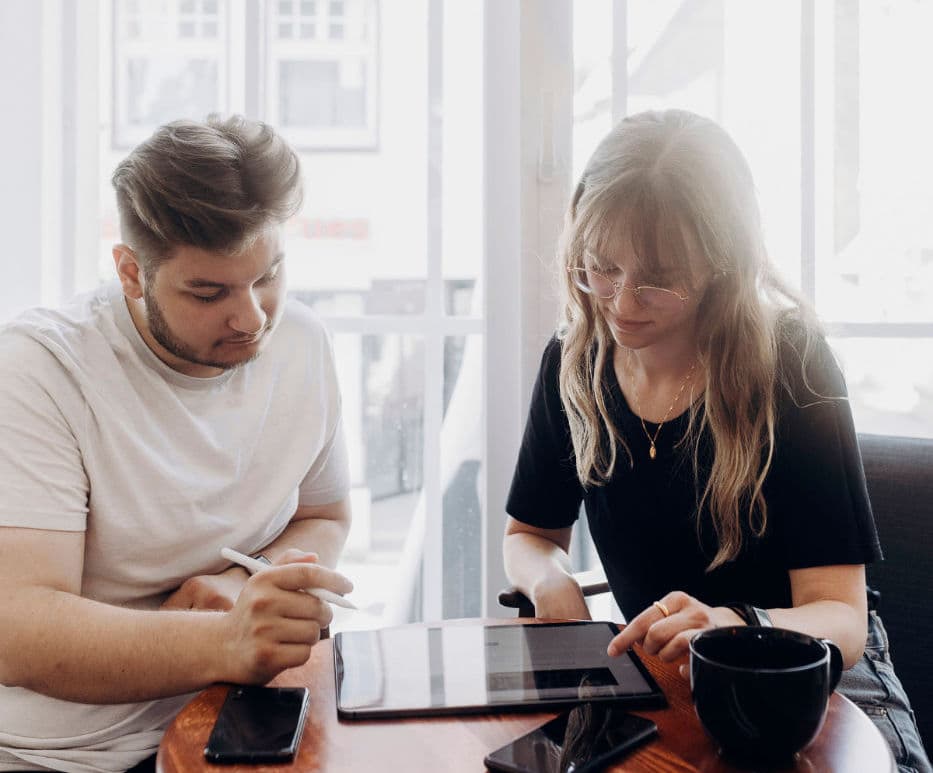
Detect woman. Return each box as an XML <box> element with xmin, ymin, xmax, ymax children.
<box><xmin>503</xmin><ymin>109</ymin><xmax>930</xmax><ymax>773</ymax></box>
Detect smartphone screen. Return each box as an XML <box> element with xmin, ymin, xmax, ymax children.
<box><xmin>203</xmin><ymin>686</ymin><xmax>310</xmax><ymax>764</ymax></box>
<box><xmin>484</xmin><ymin>703</ymin><xmax>658</xmax><ymax>773</ymax></box>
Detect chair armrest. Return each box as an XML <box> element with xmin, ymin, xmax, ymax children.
<box><xmin>497</xmin><ymin>568</ymin><xmax>610</xmax><ymax>617</ymax></box>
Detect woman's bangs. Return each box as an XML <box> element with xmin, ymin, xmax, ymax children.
<box><xmin>586</xmin><ymin>198</ymin><xmax>699</xmax><ymax>290</ymax></box>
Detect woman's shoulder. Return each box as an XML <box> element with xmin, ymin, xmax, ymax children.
<box><xmin>773</xmin><ymin>310</ymin><xmax>847</xmax><ymax>403</ymax></box>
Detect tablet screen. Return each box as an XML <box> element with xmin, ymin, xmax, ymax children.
<box><xmin>334</xmin><ymin>621</ymin><xmax>664</xmax><ymax>719</ymax></box>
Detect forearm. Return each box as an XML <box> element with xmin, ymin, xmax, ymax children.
<box><xmin>504</xmin><ymin>532</ymin><xmax>572</xmax><ymax>593</ymax></box>
<box><xmin>504</xmin><ymin>532</ymin><xmax>588</xmax><ymax>618</ymax></box>
<box><xmin>261</xmin><ymin>507</ymin><xmax>349</xmax><ymax>569</ymax></box>
<box><xmin>0</xmin><ymin>586</ymin><xmax>230</xmax><ymax>704</ymax></box>
<box><xmin>766</xmin><ymin>600</ymin><xmax>866</xmax><ymax>669</ymax></box>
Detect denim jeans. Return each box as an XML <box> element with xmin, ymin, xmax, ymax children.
<box><xmin>838</xmin><ymin>611</ymin><xmax>932</xmax><ymax>773</ymax></box>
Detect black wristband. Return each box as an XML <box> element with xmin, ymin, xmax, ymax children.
<box><xmin>726</xmin><ymin>602</ymin><xmax>773</xmax><ymax>627</ymax></box>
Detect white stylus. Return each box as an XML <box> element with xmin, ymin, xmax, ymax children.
<box><xmin>221</xmin><ymin>547</ymin><xmax>357</xmax><ymax>610</ymax></box>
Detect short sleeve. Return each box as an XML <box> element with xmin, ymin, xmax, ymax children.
<box><xmin>765</xmin><ymin>328</ymin><xmax>883</xmax><ymax>569</ymax></box>
<box><xmin>297</xmin><ymin>328</ymin><xmax>350</xmax><ymax>506</ymax></box>
<box><xmin>298</xmin><ymin>417</ymin><xmax>350</xmax><ymax>506</ymax></box>
<box><xmin>0</xmin><ymin>334</ymin><xmax>89</xmax><ymax>531</ymax></box>
<box><xmin>506</xmin><ymin>337</ymin><xmax>585</xmax><ymax>529</ymax></box>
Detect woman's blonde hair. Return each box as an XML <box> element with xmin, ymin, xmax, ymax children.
<box><xmin>558</xmin><ymin>109</ymin><xmax>816</xmax><ymax>571</ymax></box>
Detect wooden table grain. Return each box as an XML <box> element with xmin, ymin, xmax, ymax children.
<box><xmin>157</xmin><ymin>619</ymin><xmax>895</xmax><ymax>772</ymax></box>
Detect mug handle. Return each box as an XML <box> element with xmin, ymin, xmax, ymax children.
<box><xmin>820</xmin><ymin>639</ymin><xmax>844</xmax><ymax>692</ymax></box>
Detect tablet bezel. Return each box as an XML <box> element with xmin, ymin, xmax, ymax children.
<box><xmin>333</xmin><ymin>621</ymin><xmax>667</xmax><ymax>720</ymax></box>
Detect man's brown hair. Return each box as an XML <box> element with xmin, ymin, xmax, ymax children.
<box><xmin>112</xmin><ymin>114</ymin><xmax>302</xmax><ymax>274</ymax></box>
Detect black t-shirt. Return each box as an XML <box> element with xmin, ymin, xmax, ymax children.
<box><xmin>506</xmin><ymin>327</ymin><xmax>883</xmax><ymax>621</ymax></box>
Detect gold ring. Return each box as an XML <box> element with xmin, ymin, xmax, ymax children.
<box><xmin>653</xmin><ymin>600</ymin><xmax>671</xmax><ymax>618</ymax></box>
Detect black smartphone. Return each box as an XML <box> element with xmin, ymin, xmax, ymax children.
<box><xmin>484</xmin><ymin>703</ymin><xmax>658</xmax><ymax>773</ymax></box>
<box><xmin>203</xmin><ymin>685</ymin><xmax>310</xmax><ymax>765</ymax></box>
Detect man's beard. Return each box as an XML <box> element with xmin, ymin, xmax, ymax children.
<box><xmin>143</xmin><ymin>283</ymin><xmax>264</xmax><ymax>372</ymax></box>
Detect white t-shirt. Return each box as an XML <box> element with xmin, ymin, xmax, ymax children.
<box><xmin>0</xmin><ymin>282</ymin><xmax>349</xmax><ymax>772</ymax></box>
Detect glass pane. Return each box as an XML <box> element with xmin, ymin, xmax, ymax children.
<box><xmin>300</xmin><ymin>23</ymin><xmax>315</xmax><ymax>38</ymax></box>
<box><xmin>573</xmin><ymin>0</ymin><xmax>802</xmax><ymax>290</ymax></box>
<box><xmin>441</xmin><ymin>335</ymin><xmax>483</xmax><ymax>619</ymax></box>
<box><xmin>278</xmin><ymin>60</ymin><xmax>365</xmax><ymax>128</ymax></box>
<box><xmin>815</xmin><ymin>2</ymin><xmax>933</xmax><ymax>323</ymax></box>
<box><xmin>301</xmin><ymin>0</ymin><xmax>316</xmax><ymax>16</ymax></box>
<box><xmin>330</xmin><ymin>332</ymin><xmax>426</xmax><ymax>632</ymax></box>
<box><xmin>329</xmin><ymin>22</ymin><xmax>344</xmax><ymax>39</ymax></box>
<box><xmin>125</xmin><ymin>57</ymin><xmax>219</xmax><ymax>128</ymax></box>
<box><xmin>278</xmin><ymin>0</ymin><xmax>293</xmax><ymax>14</ymax></box>
<box><xmin>572</xmin><ymin>0</ymin><xmax>612</xmax><ymax>182</ymax></box>
<box><xmin>830</xmin><ymin>337</ymin><xmax>933</xmax><ymax>439</ymax></box>
<box><xmin>202</xmin><ymin>21</ymin><xmax>218</xmax><ymax>38</ymax></box>
<box><xmin>442</xmin><ymin>0</ymin><xmax>482</xmax><ymax>316</ymax></box>
<box><xmin>179</xmin><ymin>0</ymin><xmax>195</xmax><ymax>13</ymax></box>
<box><xmin>178</xmin><ymin>21</ymin><xmax>196</xmax><ymax>37</ymax></box>
<box><xmin>278</xmin><ymin>22</ymin><xmax>293</xmax><ymax>38</ymax></box>
<box><xmin>203</xmin><ymin>0</ymin><xmax>218</xmax><ymax>14</ymax></box>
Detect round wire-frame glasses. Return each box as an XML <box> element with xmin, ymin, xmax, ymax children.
<box><xmin>566</xmin><ymin>266</ymin><xmax>689</xmax><ymax>309</ymax></box>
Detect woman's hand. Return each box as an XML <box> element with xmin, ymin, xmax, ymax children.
<box><xmin>606</xmin><ymin>591</ymin><xmax>745</xmax><ymax>676</ymax></box>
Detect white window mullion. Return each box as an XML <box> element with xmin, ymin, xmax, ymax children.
<box><xmin>64</xmin><ymin>0</ymin><xmax>101</xmax><ymax>299</ymax></box>
<box><xmin>828</xmin><ymin>323</ymin><xmax>933</xmax><ymax>339</ymax></box>
<box><xmin>800</xmin><ymin>0</ymin><xmax>816</xmax><ymax>303</ymax></box>
<box><xmin>482</xmin><ymin>0</ymin><xmax>572</xmax><ymax>616</ymax></box>
<box><xmin>318</xmin><ymin>315</ymin><xmax>482</xmax><ymax>335</ymax></box>
<box><xmin>41</xmin><ymin>0</ymin><xmax>64</xmax><ymax>308</ymax></box>
<box><xmin>611</xmin><ymin>0</ymin><xmax>628</xmax><ymax>123</ymax></box>
<box><xmin>421</xmin><ymin>0</ymin><xmax>445</xmax><ymax>622</ymax></box>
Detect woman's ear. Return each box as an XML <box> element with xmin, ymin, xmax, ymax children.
<box><xmin>112</xmin><ymin>244</ymin><xmax>144</xmax><ymax>300</ymax></box>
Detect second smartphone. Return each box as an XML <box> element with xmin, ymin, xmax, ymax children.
<box><xmin>484</xmin><ymin>703</ymin><xmax>658</xmax><ymax>773</ymax></box>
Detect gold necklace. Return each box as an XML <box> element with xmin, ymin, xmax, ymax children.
<box><xmin>627</xmin><ymin>351</ymin><xmax>697</xmax><ymax>460</ymax></box>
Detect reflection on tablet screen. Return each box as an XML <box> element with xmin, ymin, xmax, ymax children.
<box><xmin>334</xmin><ymin>622</ymin><xmax>661</xmax><ymax>717</ymax></box>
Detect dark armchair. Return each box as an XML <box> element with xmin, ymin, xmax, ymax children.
<box><xmin>498</xmin><ymin>433</ymin><xmax>933</xmax><ymax>751</ymax></box>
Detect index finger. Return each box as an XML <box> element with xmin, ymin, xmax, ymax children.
<box><xmin>606</xmin><ymin>606</ymin><xmax>662</xmax><ymax>656</ymax></box>
<box><xmin>261</xmin><ymin>562</ymin><xmax>354</xmax><ymax>596</ymax></box>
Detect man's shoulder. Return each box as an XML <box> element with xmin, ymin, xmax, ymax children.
<box><xmin>280</xmin><ymin>298</ymin><xmax>327</xmax><ymax>336</ymax></box>
<box><xmin>0</xmin><ymin>328</ymin><xmax>60</xmax><ymax>371</ymax></box>
<box><xmin>0</xmin><ymin>284</ymin><xmax>116</xmax><ymax>356</ymax></box>
<box><xmin>274</xmin><ymin>298</ymin><xmax>331</xmax><ymax>348</ymax></box>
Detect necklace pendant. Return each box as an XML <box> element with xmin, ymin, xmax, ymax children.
<box><xmin>649</xmin><ymin>444</ymin><xmax>657</xmax><ymax>460</ymax></box>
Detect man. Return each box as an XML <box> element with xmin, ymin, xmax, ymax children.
<box><xmin>0</xmin><ymin>115</ymin><xmax>352</xmax><ymax>772</ymax></box>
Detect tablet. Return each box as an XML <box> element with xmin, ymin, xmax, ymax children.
<box><xmin>333</xmin><ymin>621</ymin><xmax>666</xmax><ymax>719</ymax></box>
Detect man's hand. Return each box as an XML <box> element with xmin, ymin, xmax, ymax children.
<box><xmin>161</xmin><ymin>565</ymin><xmax>251</xmax><ymax>611</ymax></box>
<box><xmin>161</xmin><ymin>549</ymin><xmax>322</xmax><ymax>612</ymax></box>
<box><xmin>220</xmin><ymin>551</ymin><xmax>353</xmax><ymax>685</ymax></box>
<box><xmin>606</xmin><ymin>591</ymin><xmax>745</xmax><ymax>678</ymax></box>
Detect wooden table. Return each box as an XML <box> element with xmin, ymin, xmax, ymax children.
<box><xmin>157</xmin><ymin>619</ymin><xmax>895</xmax><ymax>772</ymax></box>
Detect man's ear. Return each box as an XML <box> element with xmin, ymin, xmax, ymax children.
<box><xmin>113</xmin><ymin>244</ymin><xmax>144</xmax><ymax>300</ymax></box>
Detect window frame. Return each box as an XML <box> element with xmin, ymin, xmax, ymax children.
<box><xmin>264</xmin><ymin>0</ymin><xmax>379</xmax><ymax>151</ymax></box>
<box><xmin>111</xmin><ymin>0</ymin><xmax>231</xmax><ymax>149</ymax></box>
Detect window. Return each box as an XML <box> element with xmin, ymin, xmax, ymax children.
<box><xmin>267</xmin><ymin>0</ymin><xmax>378</xmax><ymax>149</ymax></box>
<box><xmin>97</xmin><ymin>0</ymin><xmax>482</xmax><ymax>631</ymax></box>
<box><xmin>112</xmin><ymin>0</ymin><xmax>228</xmax><ymax>148</ymax></box>
<box><xmin>6</xmin><ymin>1</ymin><xmax>929</xmax><ymax>636</ymax></box>
<box><xmin>572</xmin><ymin>0</ymin><xmax>933</xmax><ymax>438</ymax></box>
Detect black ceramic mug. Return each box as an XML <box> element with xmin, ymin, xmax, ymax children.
<box><xmin>689</xmin><ymin>626</ymin><xmax>844</xmax><ymax>763</ymax></box>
